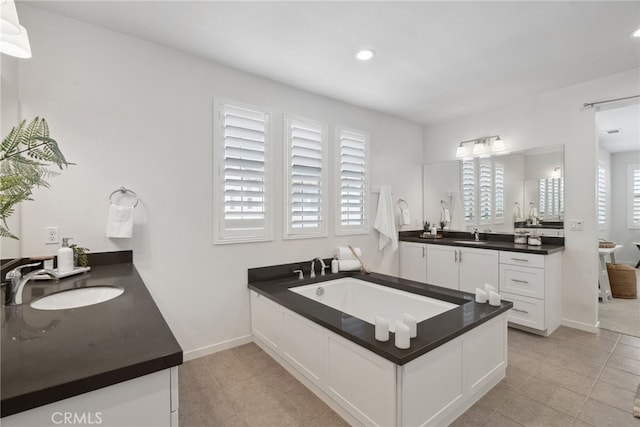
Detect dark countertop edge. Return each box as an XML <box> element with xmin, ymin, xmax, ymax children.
<box><xmin>399</xmin><ymin>235</ymin><xmax>564</xmax><ymax>255</ymax></box>
<box><xmin>248</xmin><ymin>272</ymin><xmax>512</xmax><ymax>365</ymax></box>
<box><xmin>1</xmin><ymin>352</ymin><xmax>182</xmax><ymax>417</ymax></box>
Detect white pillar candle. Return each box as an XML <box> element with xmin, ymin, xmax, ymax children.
<box><xmin>403</xmin><ymin>313</ymin><xmax>417</xmax><ymax>338</ymax></box>
<box><xmin>394</xmin><ymin>321</ymin><xmax>410</xmax><ymax>349</ymax></box>
<box><xmin>489</xmin><ymin>290</ymin><xmax>501</xmax><ymax>306</ymax></box>
<box><xmin>375</xmin><ymin>316</ymin><xmax>389</xmax><ymax>342</ymax></box>
<box><xmin>475</xmin><ymin>288</ymin><xmax>488</xmax><ymax>303</ymax></box>
<box><xmin>484</xmin><ymin>283</ymin><xmax>496</xmax><ymax>294</ymax></box>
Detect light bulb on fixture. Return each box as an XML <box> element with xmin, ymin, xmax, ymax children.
<box><xmin>456</xmin><ymin>144</ymin><xmax>467</xmax><ymax>158</ymax></box>
<box><xmin>355</xmin><ymin>49</ymin><xmax>375</xmax><ymax>61</ymax></box>
<box><xmin>0</xmin><ymin>24</ymin><xmax>31</xmax><ymax>58</ymax></box>
<box><xmin>551</xmin><ymin>167</ymin><xmax>561</xmax><ymax>179</ymax></box>
<box><xmin>0</xmin><ymin>0</ymin><xmax>21</xmax><ymax>36</ymax></box>
<box><xmin>472</xmin><ymin>141</ymin><xmax>486</xmax><ymax>156</ymax></box>
<box><xmin>492</xmin><ymin>136</ymin><xmax>505</xmax><ymax>152</ymax></box>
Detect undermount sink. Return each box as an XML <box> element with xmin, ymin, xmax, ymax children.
<box><xmin>453</xmin><ymin>240</ymin><xmax>489</xmax><ymax>245</ymax></box>
<box><xmin>30</xmin><ymin>286</ymin><xmax>124</xmax><ymax>310</ymax></box>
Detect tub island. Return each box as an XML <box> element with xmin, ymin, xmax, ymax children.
<box><xmin>248</xmin><ymin>263</ymin><xmax>512</xmax><ymax>426</ymax></box>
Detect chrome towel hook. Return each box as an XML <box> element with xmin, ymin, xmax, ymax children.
<box><xmin>109</xmin><ymin>187</ymin><xmax>139</xmax><ymax>207</ymax></box>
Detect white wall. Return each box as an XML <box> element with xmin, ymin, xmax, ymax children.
<box><xmin>610</xmin><ymin>150</ymin><xmax>640</xmax><ymax>265</ymax></box>
<box><xmin>14</xmin><ymin>6</ymin><xmax>424</xmax><ymax>358</ymax></box>
<box><xmin>423</xmin><ymin>68</ymin><xmax>639</xmax><ymax>333</ymax></box>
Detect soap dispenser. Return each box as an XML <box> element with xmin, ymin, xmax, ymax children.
<box><xmin>58</xmin><ymin>237</ymin><xmax>74</xmax><ymax>274</ymax></box>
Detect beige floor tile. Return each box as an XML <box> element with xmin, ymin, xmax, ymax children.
<box><xmin>479</xmin><ymin>412</ymin><xmax>524</xmax><ymax>427</ymax></box>
<box><xmin>571</xmin><ymin>418</ymin><xmax>595</xmax><ymax>427</ymax></box>
<box><xmin>607</xmin><ymin>353</ymin><xmax>640</xmax><ymax>375</ymax></box>
<box><xmin>588</xmin><ymin>380</ymin><xmax>637</xmax><ymax>413</ymax></box>
<box><xmin>284</xmin><ymin>384</ymin><xmax>334</xmax><ymax>423</ymax></box>
<box><xmin>533</xmin><ymin>362</ymin><xmax>597</xmax><ymax>396</ymax></box>
<box><xmin>449</xmin><ymin>403</ymin><xmax>495</xmax><ymax>427</ymax></box>
<box><xmin>501</xmin><ymin>365</ymin><xmax>533</xmax><ymax>391</ymax></box>
<box><xmin>620</xmin><ymin>334</ymin><xmax>640</xmax><ymax>348</ymax></box>
<box><xmin>598</xmin><ymin>365</ymin><xmax>640</xmax><ymax>392</ymax></box>
<box><xmin>509</xmin><ymin>349</ymin><xmax>544</xmax><ymax>374</ymax></box>
<box><xmin>497</xmin><ymin>392</ymin><xmax>574</xmax><ymax>426</ymax></box>
<box><xmin>542</xmin><ymin>349</ymin><xmax>605</xmax><ymax>379</ymax></box>
<box><xmin>306</xmin><ymin>409</ymin><xmax>351</xmax><ymax>427</ymax></box>
<box><xmin>516</xmin><ymin>376</ymin><xmax>587</xmax><ymax>418</ymax></box>
<box><xmin>179</xmin><ymin>381</ymin><xmax>239</xmax><ymax>427</ymax></box>
<box><xmin>614</xmin><ymin>342</ymin><xmax>640</xmax><ymax>360</ymax></box>
<box><xmin>577</xmin><ymin>397</ymin><xmax>640</xmax><ymax>426</ymax></box>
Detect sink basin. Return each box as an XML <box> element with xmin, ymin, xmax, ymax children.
<box><xmin>453</xmin><ymin>240</ymin><xmax>489</xmax><ymax>245</ymax></box>
<box><xmin>30</xmin><ymin>286</ymin><xmax>124</xmax><ymax>310</ymax></box>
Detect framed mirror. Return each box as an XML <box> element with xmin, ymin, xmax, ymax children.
<box><xmin>423</xmin><ymin>144</ymin><xmax>564</xmax><ymax>234</ymax></box>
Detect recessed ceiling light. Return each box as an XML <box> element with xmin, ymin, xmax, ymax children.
<box><xmin>355</xmin><ymin>49</ymin><xmax>375</xmax><ymax>61</ymax></box>
<box><xmin>631</xmin><ymin>28</ymin><xmax>640</xmax><ymax>38</ymax></box>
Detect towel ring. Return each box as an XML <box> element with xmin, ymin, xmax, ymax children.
<box><xmin>398</xmin><ymin>199</ymin><xmax>408</xmax><ymax>209</ymax></box>
<box><xmin>109</xmin><ymin>187</ymin><xmax>139</xmax><ymax>208</ymax></box>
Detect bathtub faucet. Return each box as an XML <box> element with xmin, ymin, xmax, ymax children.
<box><xmin>310</xmin><ymin>258</ymin><xmax>327</xmax><ymax>278</ymax></box>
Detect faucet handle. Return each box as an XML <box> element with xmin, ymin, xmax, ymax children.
<box><xmin>293</xmin><ymin>270</ymin><xmax>304</xmax><ymax>280</ymax></box>
<box><xmin>6</xmin><ymin>262</ymin><xmax>42</xmax><ymax>280</ymax></box>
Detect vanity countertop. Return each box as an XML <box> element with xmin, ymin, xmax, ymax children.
<box><xmin>248</xmin><ymin>269</ymin><xmax>512</xmax><ymax>365</ymax></box>
<box><xmin>399</xmin><ymin>231</ymin><xmax>564</xmax><ymax>255</ymax></box>
<box><xmin>1</xmin><ymin>253</ymin><xmax>183</xmax><ymax>417</ymax></box>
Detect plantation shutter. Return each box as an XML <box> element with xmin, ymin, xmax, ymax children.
<box><xmin>597</xmin><ymin>162</ymin><xmax>606</xmax><ymax>227</ymax></box>
<box><xmin>214</xmin><ymin>102</ymin><xmax>272</xmax><ymax>243</ymax></box>
<box><xmin>629</xmin><ymin>165</ymin><xmax>640</xmax><ymax>229</ymax></box>
<box><xmin>494</xmin><ymin>163</ymin><xmax>505</xmax><ymax>223</ymax></box>
<box><xmin>538</xmin><ymin>177</ymin><xmax>564</xmax><ymax>220</ymax></box>
<box><xmin>539</xmin><ymin>179</ymin><xmax>547</xmax><ymax>218</ymax></box>
<box><xmin>285</xmin><ymin>116</ymin><xmax>326</xmax><ymax>238</ymax></box>
<box><xmin>478</xmin><ymin>160</ymin><xmax>492</xmax><ymax>224</ymax></box>
<box><xmin>462</xmin><ymin>160</ymin><xmax>475</xmax><ymax>224</ymax></box>
<box><xmin>337</xmin><ymin>128</ymin><xmax>369</xmax><ymax>234</ymax></box>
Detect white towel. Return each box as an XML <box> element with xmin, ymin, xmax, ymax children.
<box><xmin>400</xmin><ymin>207</ymin><xmax>411</xmax><ymax>225</ymax></box>
<box><xmin>335</xmin><ymin>246</ymin><xmax>362</xmax><ymax>260</ymax></box>
<box><xmin>106</xmin><ymin>204</ymin><xmax>134</xmax><ymax>238</ymax></box>
<box><xmin>441</xmin><ymin>207</ymin><xmax>451</xmax><ymax>223</ymax></box>
<box><xmin>373</xmin><ymin>185</ymin><xmax>398</xmax><ymax>252</ymax></box>
<box><xmin>338</xmin><ymin>260</ymin><xmax>361</xmax><ymax>271</ymax></box>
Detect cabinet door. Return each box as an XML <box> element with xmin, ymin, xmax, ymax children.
<box><xmin>399</xmin><ymin>241</ymin><xmax>427</xmax><ymax>283</ymax></box>
<box><xmin>426</xmin><ymin>245</ymin><xmax>459</xmax><ymax>290</ymax></box>
<box><xmin>458</xmin><ymin>248</ymin><xmax>499</xmax><ymax>293</ymax></box>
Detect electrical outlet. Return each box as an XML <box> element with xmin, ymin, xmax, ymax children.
<box><xmin>569</xmin><ymin>219</ymin><xmax>584</xmax><ymax>231</ymax></box>
<box><xmin>45</xmin><ymin>226</ymin><xmax>59</xmax><ymax>244</ymax></box>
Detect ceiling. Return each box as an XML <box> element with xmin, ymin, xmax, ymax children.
<box><xmin>598</xmin><ymin>103</ymin><xmax>640</xmax><ymax>153</ymax></box>
<box><xmin>22</xmin><ymin>1</ymin><xmax>640</xmax><ymax>126</ymax></box>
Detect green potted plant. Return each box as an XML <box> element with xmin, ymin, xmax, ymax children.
<box><xmin>0</xmin><ymin>117</ymin><xmax>70</xmax><ymax>239</ymax></box>
<box><xmin>70</xmin><ymin>244</ymin><xmax>90</xmax><ymax>267</ymax></box>
<box><xmin>423</xmin><ymin>220</ymin><xmax>430</xmax><ymax>232</ymax></box>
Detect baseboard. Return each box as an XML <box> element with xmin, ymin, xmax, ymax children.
<box><xmin>561</xmin><ymin>318</ymin><xmax>599</xmax><ymax>334</ymax></box>
<box><xmin>183</xmin><ymin>334</ymin><xmax>253</xmax><ymax>361</ymax></box>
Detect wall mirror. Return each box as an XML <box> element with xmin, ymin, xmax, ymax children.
<box><xmin>423</xmin><ymin>144</ymin><xmax>564</xmax><ymax>234</ymax></box>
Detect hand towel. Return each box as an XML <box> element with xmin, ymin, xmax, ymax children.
<box><xmin>400</xmin><ymin>206</ymin><xmax>411</xmax><ymax>225</ymax></box>
<box><xmin>106</xmin><ymin>204</ymin><xmax>134</xmax><ymax>238</ymax></box>
<box><xmin>338</xmin><ymin>260</ymin><xmax>361</xmax><ymax>271</ymax></box>
<box><xmin>441</xmin><ymin>206</ymin><xmax>451</xmax><ymax>223</ymax></box>
<box><xmin>335</xmin><ymin>246</ymin><xmax>362</xmax><ymax>260</ymax></box>
<box><xmin>373</xmin><ymin>185</ymin><xmax>398</xmax><ymax>252</ymax></box>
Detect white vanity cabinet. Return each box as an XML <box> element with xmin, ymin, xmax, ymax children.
<box><xmin>426</xmin><ymin>245</ymin><xmax>499</xmax><ymax>292</ymax></box>
<box><xmin>498</xmin><ymin>251</ymin><xmax>562</xmax><ymax>336</ymax></box>
<box><xmin>399</xmin><ymin>241</ymin><xmax>427</xmax><ymax>282</ymax></box>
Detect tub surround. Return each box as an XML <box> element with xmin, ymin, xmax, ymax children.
<box><xmin>1</xmin><ymin>251</ymin><xmax>183</xmax><ymax>417</ymax></box>
<box><xmin>248</xmin><ymin>265</ymin><xmax>512</xmax><ymax>365</ymax></box>
<box><xmin>399</xmin><ymin>230</ymin><xmax>564</xmax><ymax>254</ymax></box>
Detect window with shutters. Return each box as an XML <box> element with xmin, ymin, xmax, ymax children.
<box><xmin>336</xmin><ymin>127</ymin><xmax>369</xmax><ymax>235</ymax></box>
<box><xmin>461</xmin><ymin>159</ymin><xmax>504</xmax><ymax>226</ymax></box>
<box><xmin>629</xmin><ymin>164</ymin><xmax>640</xmax><ymax>229</ymax></box>
<box><xmin>538</xmin><ymin>177</ymin><xmax>564</xmax><ymax>220</ymax></box>
<box><xmin>597</xmin><ymin>162</ymin><xmax>607</xmax><ymax>229</ymax></box>
<box><xmin>213</xmin><ymin>102</ymin><xmax>272</xmax><ymax>244</ymax></box>
<box><xmin>284</xmin><ymin>115</ymin><xmax>327</xmax><ymax>239</ymax></box>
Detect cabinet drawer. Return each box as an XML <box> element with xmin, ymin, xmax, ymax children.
<box><xmin>500</xmin><ymin>265</ymin><xmax>545</xmax><ymax>299</ymax></box>
<box><xmin>499</xmin><ymin>251</ymin><xmax>544</xmax><ymax>269</ymax></box>
<box><xmin>501</xmin><ymin>292</ymin><xmax>545</xmax><ymax>331</ymax></box>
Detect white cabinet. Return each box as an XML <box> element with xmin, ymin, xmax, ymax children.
<box><xmin>3</xmin><ymin>367</ymin><xmax>178</xmax><ymax>427</ymax></box>
<box><xmin>399</xmin><ymin>241</ymin><xmax>427</xmax><ymax>282</ymax></box>
<box><xmin>426</xmin><ymin>245</ymin><xmax>499</xmax><ymax>292</ymax></box>
<box><xmin>498</xmin><ymin>251</ymin><xmax>562</xmax><ymax>336</ymax></box>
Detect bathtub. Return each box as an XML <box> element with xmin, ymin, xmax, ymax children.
<box><xmin>291</xmin><ymin>278</ymin><xmax>458</xmax><ymax>331</ymax></box>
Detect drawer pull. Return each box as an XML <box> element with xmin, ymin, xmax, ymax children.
<box><xmin>511</xmin><ymin>279</ymin><xmax>529</xmax><ymax>284</ymax></box>
<box><xmin>511</xmin><ymin>258</ymin><xmax>529</xmax><ymax>262</ymax></box>
<box><xmin>512</xmin><ymin>308</ymin><xmax>529</xmax><ymax>314</ymax></box>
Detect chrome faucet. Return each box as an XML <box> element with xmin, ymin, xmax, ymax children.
<box><xmin>4</xmin><ymin>262</ymin><xmax>59</xmax><ymax>306</ymax></box>
<box><xmin>310</xmin><ymin>258</ymin><xmax>327</xmax><ymax>278</ymax></box>
<box><xmin>472</xmin><ymin>228</ymin><xmax>480</xmax><ymax>241</ymax></box>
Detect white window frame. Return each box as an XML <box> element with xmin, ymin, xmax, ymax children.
<box><xmin>629</xmin><ymin>164</ymin><xmax>640</xmax><ymax>229</ymax></box>
<box><xmin>213</xmin><ymin>100</ymin><xmax>273</xmax><ymax>244</ymax></box>
<box><xmin>283</xmin><ymin>114</ymin><xmax>328</xmax><ymax>239</ymax></box>
<box><xmin>461</xmin><ymin>158</ymin><xmax>504</xmax><ymax>227</ymax></box>
<box><xmin>335</xmin><ymin>127</ymin><xmax>370</xmax><ymax>236</ymax></box>
<box><xmin>597</xmin><ymin>161</ymin><xmax>607</xmax><ymax>230</ymax></box>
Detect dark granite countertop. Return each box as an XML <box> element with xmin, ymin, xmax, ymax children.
<box><xmin>1</xmin><ymin>252</ymin><xmax>183</xmax><ymax>417</ymax></box>
<box><xmin>399</xmin><ymin>230</ymin><xmax>564</xmax><ymax>255</ymax></box>
<box><xmin>248</xmin><ymin>270</ymin><xmax>512</xmax><ymax>365</ymax></box>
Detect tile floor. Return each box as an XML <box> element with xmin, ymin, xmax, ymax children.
<box><xmin>180</xmin><ymin>327</ymin><xmax>640</xmax><ymax>427</ymax></box>
<box><xmin>598</xmin><ymin>270</ymin><xmax>640</xmax><ymax>338</ymax></box>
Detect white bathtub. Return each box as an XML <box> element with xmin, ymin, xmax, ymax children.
<box><xmin>290</xmin><ymin>278</ymin><xmax>458</xmax><ymax>331</ymax></box>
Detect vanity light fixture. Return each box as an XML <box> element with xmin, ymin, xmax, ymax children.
<box><xmin>631</xmin><ymin>27</ymin><xmax>640</xmax><ymax>38</ymax></box>
<box><xmin>456</xmin><ymin>135</ymin><xmax>505</xmax><ymax>158</ymax></box>
<box><xmin>0</xmin><ymin>0</ymin><xmax>31</xmax><ymax>59</ymax></box>
<box><xmin>355</xmin><ymin>49</ymin><xmax>375</xmax><ymax>61</ymax></box>
<box><xmin>551</xmin><ymin>167</ymin><xmax>561</xmax><ymax>179</ymax></box>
